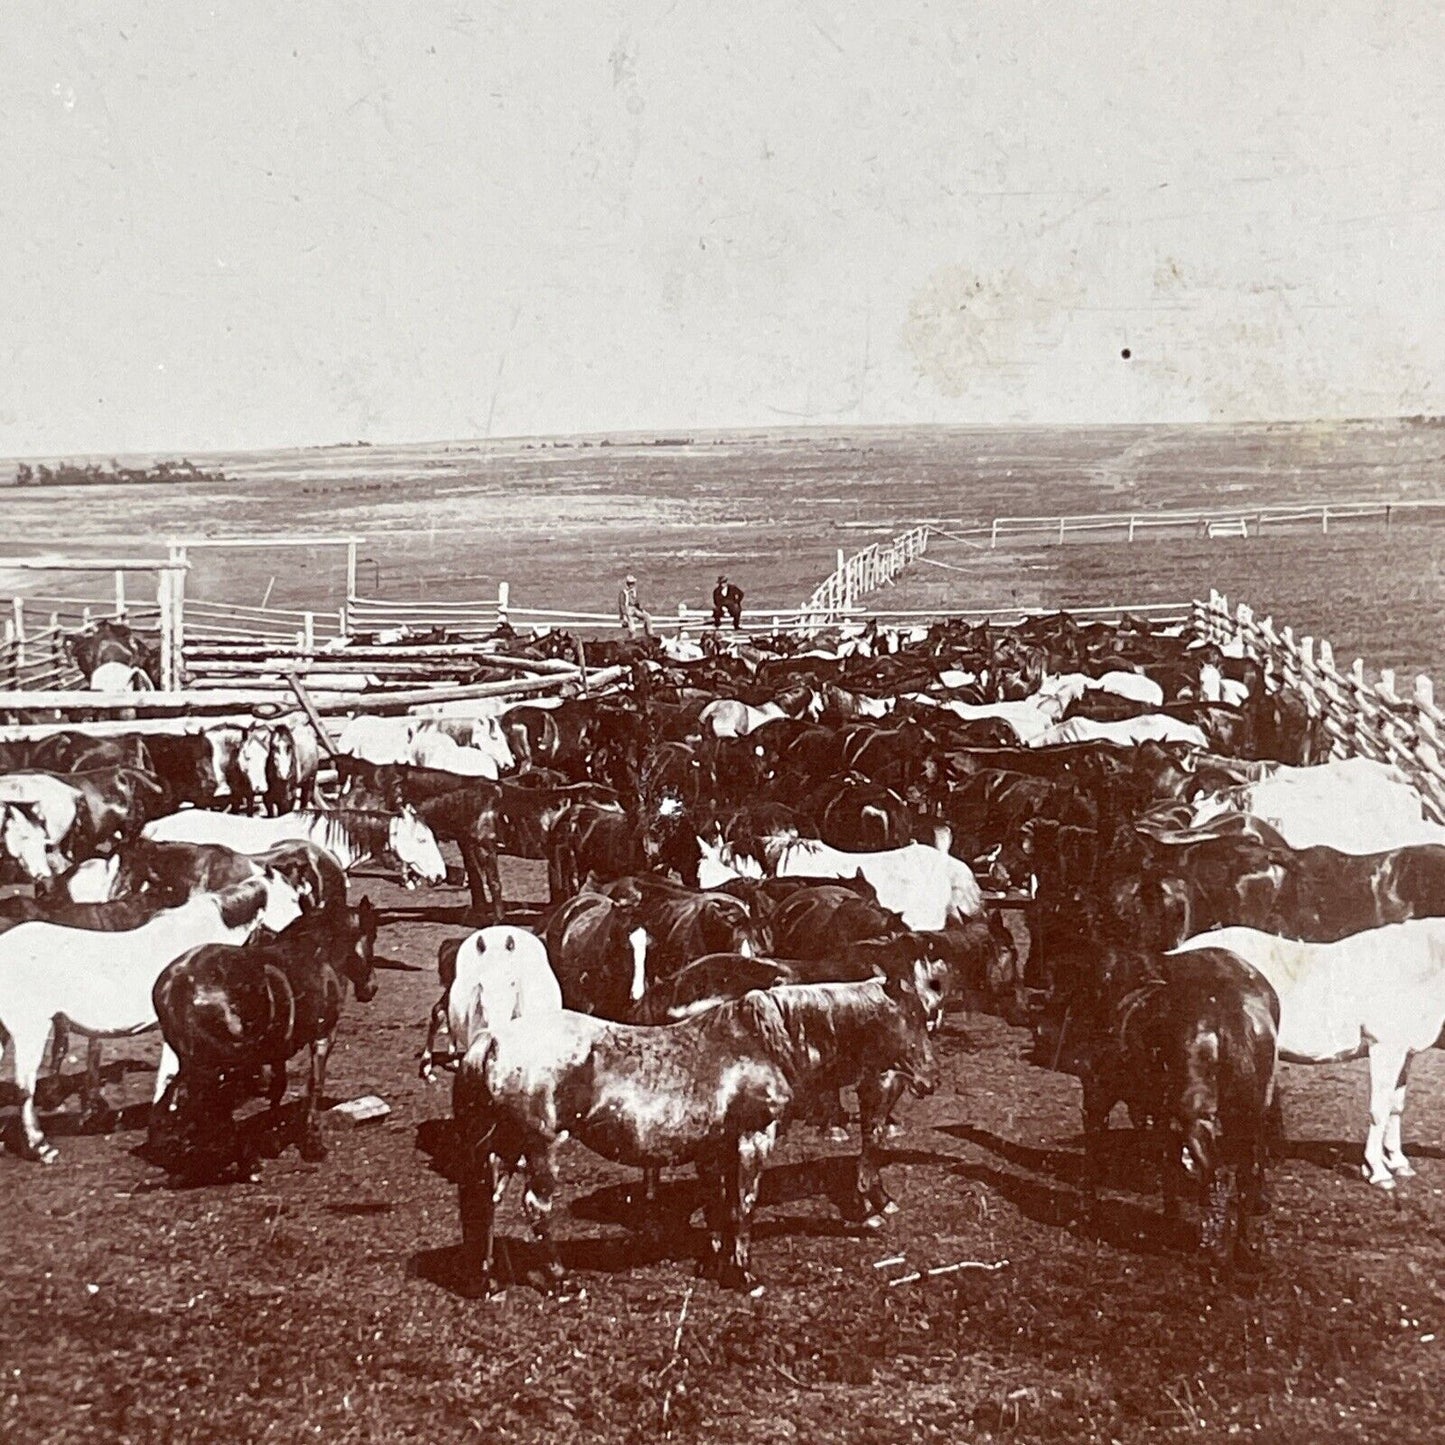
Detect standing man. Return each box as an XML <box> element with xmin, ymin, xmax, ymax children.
<box><xmin>711</xmin><ymin>573</ymin><xmax>744</xmax><ymax>630</ymax></box>
<box><xmin>618</xmin><ymin>571</ymin><xmax>654</xmax><ymax>639</ymax></box>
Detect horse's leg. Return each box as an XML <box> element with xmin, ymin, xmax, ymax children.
<box><xmin>459</xmin><ymin>1147</ymin><xmax>504</xmax><ymax>1297</ymax></box>
<box><xmin>855</xmin><ymin>1070</ymin><xmax>907</xmax><ymax>1226</ymax></box>
<box><xmin>268</xmin><ymin>1059</ymin><xmax>288</xmax><ymax>1113</ymax></box>
<box><xmin>298</xmin><ymin>1036</ymin><xmax>333</xmax><ymax>1161</ymax></box>
<box><xmin>694</xmin><ymin>1158</ymin><xmax>726</xmax><ymax>1279</ymax></box>
<box><xmin>1364</xmin><ymin>1043</ymin><xmax>1411</xmax><ymax>1188</ymax></box>
<box><xmin>521</xmin><ymin>1138</ymin><xmax>566</xmax><ymax>1290</ymax></box>
<box><xmin>485</xmin><ymin>849</ymin><xmax>505</xmax><ymax>923</ymax></box>
<box><xmin>420</xmin><ymin>992</ymin><xmax>450</xmax><ymax>1081</ymax></box>
<box><xmin>1382</xmin><ymin>1053</ymin><xmax>1416</xmax><ymax>1179</ymax></box>
<box><xmin>11</xmin><ymin>1028</ymin><xmax>59</xmax><ymax>1163</ymax></box>
<box><xmin>46</xmin><ymin>1017</ymin><xmax>70</xmax><ymax>1081</ymax></box>
<box><xmin>458</xmin><ymin>841</ymin><xmax>487</xmax><ymax>919</ymax></box>
<box><xmin>818</xmin><ymin>1086</ymin><xmax>850</xmax><ymax>1144</ymax></box>
<box><xmin>1080</xmin><ymin>1076</ymin><xmax>1111</xmax><ymax>1217</ymax></box>
<box><xmin>79</xmin><ymin>1037</ymin><xmax>116</xmax><ymax>1130</ymax></box>
<box><xmin>719</xmin><ymin>1124</ymin><xmax>777</xmax><ymax>1293</ymax></box>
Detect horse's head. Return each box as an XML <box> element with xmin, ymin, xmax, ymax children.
<box><xmin>879</xmin><ymin>974</ymin><xmax>937</xmax><ymax>1097</ymax></box>
<box><xmin>266</xmin><ymin>726</ymin><xmax>298</xmax><ymax>796</ymax></box>
<box><xmin>346</xmin><ymin>895</ymin><xmax>380</xmax><ymax>1002</ymax></box>
<box><xmin>389</xmin><ymin>805</ymin><xmax>447</xmax><ymax>888</ymax></box>
<box><xmin>0</xmin><ymin>803</ymin><xmax>56</xmax><ymax>883</ymax></box>
<box><xmin>237</xmin><ymin>726</ymin><xmax>273</xmax><ymax>801</ymax></box>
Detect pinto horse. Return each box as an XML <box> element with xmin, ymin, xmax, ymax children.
<box><xmin>451</xmin><ymin>977</ymin><xmax>936</xmax><ymax>1295</ymax></box>
<box><xmin>149</xmin><ymin>899</ymin><xmax>379</xmax><ymax>1180</ymax></box>
<box><xmin>65</xmin><ymin>620</ymin><xmax>161</xmax><ymax>687</ymax></box>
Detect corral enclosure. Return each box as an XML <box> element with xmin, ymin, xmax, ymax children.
<box><xmin>3</xmin><ymin>421</ymin><xmax>1445</xmax><ymax>1443</ymax></box>
<box><xmin>4</xmin><ymin>418</ymin><xmax>1445</xmax><ymax>674</ymax></box>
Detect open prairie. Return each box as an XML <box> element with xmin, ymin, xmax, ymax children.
<box><xmin>3</xmin><ymin>421</ymin><xmax>1445</xmax><ymax>1443</ymax></box>
<box><xmin>4</xmin><ymin>418</ymin><xmax>1444</xmax><ymax>672</ymax></box>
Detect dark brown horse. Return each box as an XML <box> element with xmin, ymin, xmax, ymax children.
<box><xmin>148</xmin><ymin>899</ymin><xmax>379</xmax><ymax>1181</ymax></box>
<box><xmin>451</xmin><ymin>977</ymin><xmax>935</xmax><ymax>1295</ymax></box>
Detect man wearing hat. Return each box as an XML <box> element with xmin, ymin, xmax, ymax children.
<box><xmin>711</xmin><ymin>573</ymin><xmax>744</xmax><ymax>630</ymax></box>
<box><xmin>617</xmin><ymin>570</ymin><xmax>654</xmax><ymax>639</ymax></box>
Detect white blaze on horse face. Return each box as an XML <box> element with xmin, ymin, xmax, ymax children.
<box><xmin>627</xmin><ymin>925</ymin><xmax>649</xmax><ymax>1003</ymax></box>
<box><xmin>657</xmin><ymin>794</ymin><xmax>684</xmax><ymax>820</ymax></box>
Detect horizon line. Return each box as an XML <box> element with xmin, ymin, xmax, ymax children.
<box><xmin>3</xmin><ymin>412</ymin><xmax>1442</xmax><ymax>467</ymax></box>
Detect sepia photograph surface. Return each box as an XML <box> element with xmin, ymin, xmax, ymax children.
<box><xmin>2</xmin><ymin>5</ymin><xmax>1443</xmax><ymax>1442</ymax></box>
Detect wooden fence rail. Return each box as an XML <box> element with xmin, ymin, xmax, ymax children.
<box><xmin>1191</xmin><ymin>588</ymin><xmax>1445</xmax><ymax>823</ymax></box>
<box><xmin>802</xmin><ymin>524</ymin><xmax>933</xmax><ymax>626</ymax></box>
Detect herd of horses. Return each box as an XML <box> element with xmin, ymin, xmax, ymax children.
<box><xmin>3</xmin><ymin>610</ymin><xmax>1445</xmax><ymax>1295</ymax></box>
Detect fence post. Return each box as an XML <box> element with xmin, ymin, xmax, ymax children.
<box><xmin>346</xmin><ymin>538</ymin><xmax>358</xmax><ymax>602</ymax></box>
<box><xmin>12</xmin><ymin>596</ymin><xmax>25</xmax><ymax>674</ymax></box>
<box><xmin>303</xmin><ymin>612</ymin><xmax>315</xmax><ymax>654</ymax></box>
<box><xmin>497</xmin><ymin>581</ymin><xmax>510</xmax><ymax>625</ymax></box>
<box><xmin>114</xmin><ymin>569</ymin><xmax>126</xmax><ymax>619</ymax></box>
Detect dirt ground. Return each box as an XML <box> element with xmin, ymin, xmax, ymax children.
<box><xmin>3</xmin><ymin>424</ymin><xmax>1445</xmax><ymax>1439</ymax></box>
<box><xmin>4</xmin><ymin>852</ymin><xmax>1445</xmax><ymax>1445</ymax></box>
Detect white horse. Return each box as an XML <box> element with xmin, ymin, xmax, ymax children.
<box><xmin>698</xmin><ymin>691</ymin><xmax>823</xmax><ymax>740</ymax></box>
<box><xmin>913</xmin><ymin>692</ymin><xmax>1070</xmax><ymax>745</ymax></box>
<box><xmin>142</xmin><ymin>806</ymin><xmax>447</xmax><ymax>888</ymax></box>
<box><xmin>1172</xmin><ymin>920</ymin><xmax>1445</xmax><ymax>1188</ymax></box>
<box><xmin>1031</xmin><ymin>714</ymin><xmax>1209</xmax><ymax>750</ymax></box>
<box><xmin>1188</xmin><ymin>757</ymin><xmax>1438</xmax><ymax>852</ymax></box>
<box><xmin>1090</xmin><ymin>670</ymin><xmax>1165</xmax><ymax>707</ymax></box>
<box><xmin>0</xmin><ymin>875</ymin><xmax>303</xmax><ymax>1163</ymax></box>
<box><xmin>421</xmin><ymin>925</ymin><xmax>563</xmax><ymax>1081</ymax></box>
<box><xmin>408</xmin><ymin>726</ymin><xmax>513</xmax><ymax>779</ymax></box>
<box><xmin>698</xmin><ymin>834</ymin><xmax>981</xmax><ymax>931</ymax></box>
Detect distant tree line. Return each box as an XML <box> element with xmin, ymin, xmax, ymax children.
<box><xmin>10</xmin><ymin>457</ymin><xmax>228</xmax><ymax>486</ymax></box>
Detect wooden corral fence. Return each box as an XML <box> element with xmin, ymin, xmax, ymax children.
<box><xmin>802</xmin><ymin>524</ymin><xmax>933</xmax><ymax>626</ymax></box>
<box><xmin>0</xmin><ymin>556</ymin><xmax>186</xmax><ymax>691</ymax></box>
<box><xmin>1192</xmin><ymin>588</ymin><xmax>1445</xmax><ymax>822</ymax></box>
<box><xmin>985</xmin><ymin>498</ymin><xmax>1445</xmax><ymax>548</ymax></box>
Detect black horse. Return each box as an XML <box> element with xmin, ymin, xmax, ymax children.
<box><xmin>148</xmin><ymin>899</ymin><xmax>379</xmax><ymax>1181</ymax></box>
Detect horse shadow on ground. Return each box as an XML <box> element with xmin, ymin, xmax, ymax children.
<box><xmin>937</xmin><ymin>1123</ymin><xmax>1199</xmax><ymax>1257</ymax></box>
<box><xmin>375</xmin><ymin>901</ymin><xmax>550</xmax><ymax>931</ymax></box>
<box><xmin>411</xmin><ymin>1118</ymin><xmax>945</xmax><ymax>1297</ymax></box>
<box><xmin>1273</xmin><ymin>1136</ymin><xmax>1445</xmax><ymax>1176</ymax></box>
<box><xmin>129</xmin><ymin>1093</ymin><xmax>349</xmax><ymax>1190</ymax></box>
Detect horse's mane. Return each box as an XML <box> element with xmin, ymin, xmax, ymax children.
<box><xmin>300</xmin><ymin>808</ymin><xmax>392</xmax><ymax>857</ymax></box>
<box><xmin>723</xmin><ymin>981</ymin><xmax>890</xmax><ymax>1071</ymax></box>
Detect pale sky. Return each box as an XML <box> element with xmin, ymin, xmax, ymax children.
<box><xmin>3</xmin><ymin>2</ymin><xmax>1442</xmax><ymax>455</ymax></box>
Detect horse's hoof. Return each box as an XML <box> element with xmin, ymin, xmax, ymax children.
<box><xmin>884</xmin><ymin>1122</ymin><xmax>905</xmax><ymax>1141</ymax></box>
<box><xmin>1364</xmin><ymin>1169</ymin><xmax>1395</xmax><ymax>1191</ymax></box>
<box><xmin>859</xmin><ymin>1212</ymin><xmax>886</xmax><ymax>1232</ymax></box>
<box><xmin>1389</xmin><ymin>1159</ymin><xmax>1417</xmax><ymax>1179</ymax></box>
<box><xmin>33</xmin><ymin>1143</ymin><xmax>60</xmax><ymax>1166</ymax></box>
<box><xmin>881</xmin><ymin>1198</ymin><xmax>900</xmax><ymax>1216</ymax></box>
<box><xmin>298</xmin><ymin>1132</ymin><xmax>329</xmax><ymax>1163</ymax></box>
